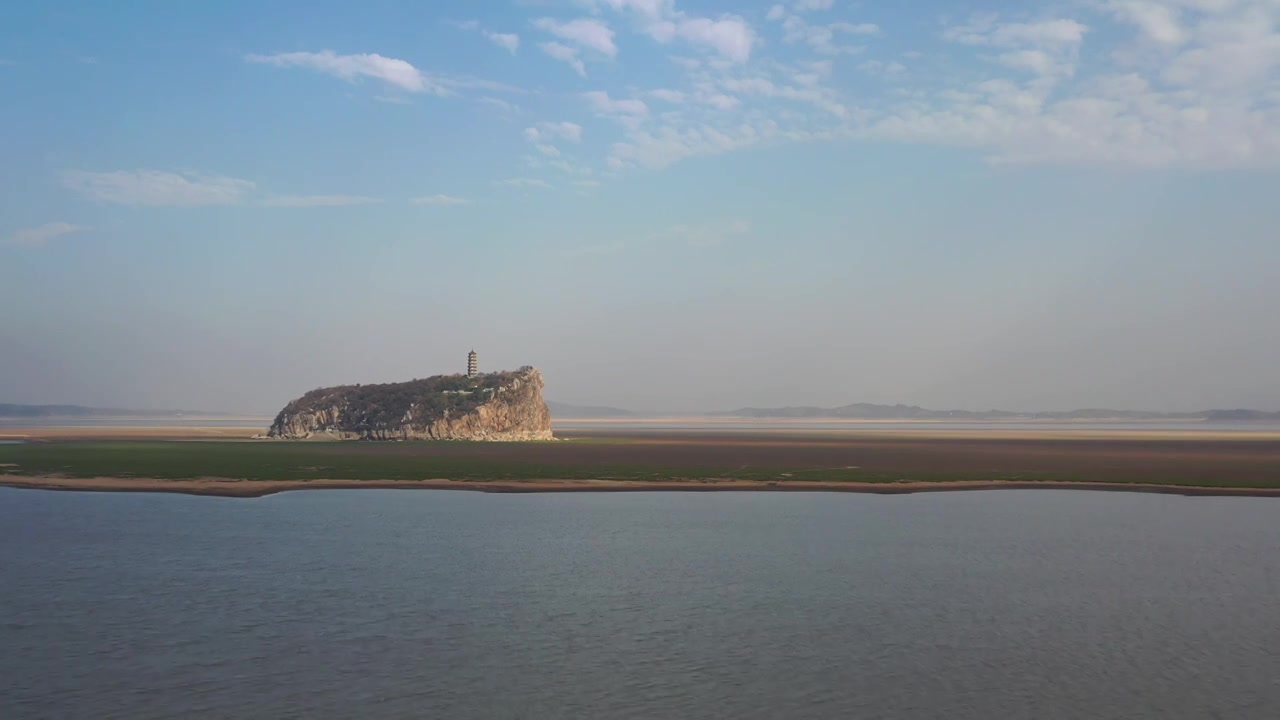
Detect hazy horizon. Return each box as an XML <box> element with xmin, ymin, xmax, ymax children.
<box><xmin>3</xmin><ymin>0</ymin><xmax>1278</xmax><ymax>416</ymax></box>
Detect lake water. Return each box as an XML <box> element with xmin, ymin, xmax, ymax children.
<box><xmin>2</xmin><ymin>488</ymin><xmax>1278</xmax><ymax>719</ymax></box>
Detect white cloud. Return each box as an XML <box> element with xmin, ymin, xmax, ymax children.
<box><xmin>411</xmin><ymin>194</ymin><xmax>469</xmax><ymax>206</ymax></box>
<box><xmin>454</xmin><ymin>20</ymin><xmax>522</xmax><ymax>54</ymax></box>
<box><xmin>485</xmin><ymin>31</ymin><xmax>520</xmax><ymax>53</ymax></box>
<box><xmin>4</xmin><ymin>222</ymin><xmax>88</xmax><ymax>248</ymax></box>
<box><xmin>608</xmin><ymin>122</ymin><xmax>774</xmax><ymax>170</ymax></box>
<box><xmin>1107</xmin><ymin>1</ymin><xmax>1188</xmax><ymax>46</ymax></box>
<box><xmin>779</xmin><ymin>13</ymin><xmax>879</xmax><ymax>55</ymax></box>
<box><xmin>834</xmin><ymin>22</ymin><xmax>881</xmax><ymax>36</ymax></box>
<box><xmin>671</xmin><ymin>17</ymin><xmax>757</xmax><ymax>63</ymax></box>
<box><xmin>585</xmin><ymin>90</ymin><xmax>650</xmax><ymax>117</ymax></box>
<box><xmin>585</xmin><ymin>90</ymin><xmax>651</xmax><ymax>130</ymax></box>
<box><xmin>554</xmin><ymin>1</ymin><xmax>1280</xmax><ymax>175</ymax></box>
<box><xmin>540</xmin><ymin>41</ymin><xmax>587</xmax><ymax>76</ymax></box>
<box><xmin>441</xmin><ymin>75</ymin><xmax>526</xmax><ymax>95</ymax></box>
<box><xmin>498</xmin><ymin>177</ymin><xmax>553</xmax><ymax>189</ymax></box>
<box><xmin>942</xmin><ymin>15</ymin><xmax>1089</xmax><ymax>79</ymax></box>
<box><xmin>261</xmin><ymin>195</ymin><xmax>382</xmax><ymax>207</ymax></box>
<box><xmin>479</xmin><ymin>97</ymin><xmax>519</xmax><ymax>113</ymax></box>
<box><xmin>536</xmin><ymin>143</ymin><xmax>562</xmax><ymax>156</ymax></box>
<box><xmin>588</xmin><ymin>1</ymin><xmax>757</xmax><ymax>62</ymax></box>
<box><xmin>795</xmin><ymin>0</ymin><xmax>835</xmax><ymax>11</ymax></box>
<box><xmin>943</xmin><ymin>17</ymin><xmax>1089</xmax><ymax>49</ymax></box>
<box><xmin>548</xmin><ymin>160</ymin><xmax>581</xmax><ymax>176</ymax></box>
<box><xmin>997</xmin><ymin>49</ymin><xmax>1066</xmax><ymax>75</ymax></box>
<box><xmin>858</xmin><ymin>59</ymin><xmax>908</xmax><ymax>78</ymax></box>
<box><xmin>245</xmin><ymin>50</ymin><xmax>445</xmax><ymax>94</ymax></box>
<box><xmin>590</xmin><ymin>0</ymin><xmax>672</xmax><ymax>21</ymax></box>
<box><xmin>534</xmin><ymin>17</ymin><xmax>618</xmax><ymax>57</ymax></box>
<box><xmin>62</xmin><ymin>170</ymin><xmax>254</xmax><ymax>206</ymax></box>
<box><xmin>719</xmin><ymin>72</ymin><xmax>850</xmax><ymax>117</ymax></box>
<box><xmin>859</xmin><ymin>3</ymin><xmax>1279</xmax><ymax>169</ymax></box>
<box><xmin>524</xmin><ymin>121</ymin><xmax>584</xmax><ymax>143</ymax></box>
<box><xmin>704</xmin><ymin>93</ymin><xmax>741</xmax><ymax>110</ymax></box>
<box><xmin>1157</xmin><ymin>6</ymin><xmax>1280</xmax><ymax>91</ymax></box>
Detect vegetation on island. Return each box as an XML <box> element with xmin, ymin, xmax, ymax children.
<box><xmin>273</xmin><ymin>369</ymin><xmax>535</xmax><ymax>434</ymax></box>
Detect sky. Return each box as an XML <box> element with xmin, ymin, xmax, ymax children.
<box><xmin>1</xmin><ymin>0</ymin><xmax>1278</xmax><ymax>414</ymax></box>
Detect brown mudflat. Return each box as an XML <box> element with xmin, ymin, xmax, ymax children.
<box><xmin>3</xmin><ymin>424</ymin><xmax>1280</xmax><ymax>498</ymax></box>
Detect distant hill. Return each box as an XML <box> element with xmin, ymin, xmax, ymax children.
<box><xmin>715</xmin><ymin>403</ymin><xmax>1280</xmax><ymax>422</ymax></box>
<box><xmin>546</xmin><ymin>401</ymin><xmax>634</xmax><ymax>418</ymax></box>
<box><xmin>0</xmin><ymin>403</ymin><xmax>219</xmax><ymax>418</ymax></box>
<box><xmin>1203</xmin><ymin>409</ymin><xmax>1280</xmax><ymax>422</ymax></box>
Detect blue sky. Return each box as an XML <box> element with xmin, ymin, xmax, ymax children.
<box><xmin>2</xmin><ymin>0</ymin><xmax>1278</xmax><ymax>413</ymax></box>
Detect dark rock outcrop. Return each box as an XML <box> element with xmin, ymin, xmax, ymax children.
<box><xmin>266</xmin><ymin>367</ymin><xmax>553</xmax><ymax>441</ymax></box>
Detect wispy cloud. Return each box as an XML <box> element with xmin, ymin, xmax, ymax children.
<box><xmin>245</xmin><ymin>50</ymin><xmax>447</xmax><ymax>94</ymax></box>
<box><xmin>260</xmin><ymin>1</ymin><xmax>1280</xmax><ymax>181</ymax></box>
<box><xmin>62</xmin><ymin>170</ymin><xmax>254</xmax><ymax>206</ymax></box>
<box><xmin>411</xmin><ymin>194</ymin><xmax>469</xmax><ymax>206</ymax></box>
<box><xmin>540</xmin><ymin>41</ymin><xmax>587</xmax><ymax>76</ymax></box>
<box><xmin>667</xmin><ymin>16</ymin><xmax>757</xmax><ymax>62</ymax></box>
<box><xmin>792</xmin><ymin>0</ymin><xmax>834</xmax><ymax>11</ymax></box>
<box><xmin>658</xmin><ymin>219</ymin><xmax>751</xmax><ymax>247</ymax></box>
<box><xmin>586</xmin><ymin>1</ymin><xmax>757</xmax><ymax>62</ymax></box>
<box><xmin>584</xmin><ymin>91</ymin><xmax>649</xmax><ymax>116</ymax></box>
<box><xmin>649</xmin><ymin>88</ymin><xmax>687</xmax><ymax>104</ymax></box>
<box><xmin>523</xmin><ymin>121</ymin><xmax>584</xmax><ymax>143</ymax></box>
<box><xmin>479</xmin><ymin>97</ymin><xmax>519</xmax><ymax>114</ymax></box>
<box><xmin>453</xmin><ymin>19</ymin><xmax>521</xmax><ymax>54</ymax></box>
<box><xmin>261</xmin><ymin>195</ymin><xmax>382</xmax><ymax>208</ymax></box>
<box><xmin>497</xmin><ymin>178</ymin><xmax>553</xmax><ymax>189</ymax></box>
<box><xmin>776</xmin><ymin>13</ymin><xmax>880</xmax><ymax>55</ymax></box>
<box><xmin>942</xmin><ymin>16</ymin><xmax>1088</xmax><ymax>49</ymax></box>
<box><xmin>4</xmin><ymin>222</ymin><xmax>89</xmax><ymax>248</ymax></box>
<box><xmin>534</xmin><ymin>18</ymin><xmax>618</xmax><ymax>57</ymax></box>
<box><xmin>485</xmin><ymin>31</ymin><xmax>521</xmax><ymax>54</ymax></box>
<box><xmin>584</xmin><ymin>90</ymin><xmax>649</xmax><ymax>129</ymax></box>
<box><xmin>1105</xmin><ymin>1</ymin><xmax>1187</xmax><ymax>46</ymax></box>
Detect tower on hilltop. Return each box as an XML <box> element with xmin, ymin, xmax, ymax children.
<box><xmin>467</xmin><ymin>349</ymin><xmax>478</xmax><ymax>378</ymax></box>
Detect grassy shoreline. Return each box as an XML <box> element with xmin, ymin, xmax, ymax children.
<box><xmin>3</xmin><ymin>435</ymin><xmax>1279</xmax><ymax>497</ymax></box>
<box><xmin>6</xmin><ymin>475</ymin><xmax>1280</xmax><ymax>499</ymax></box>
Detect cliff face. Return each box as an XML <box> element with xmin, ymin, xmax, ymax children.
<box><xmin>267</xmin><ymin>367</ymin><xmax>553</xmax><ymax>441</ymax></box>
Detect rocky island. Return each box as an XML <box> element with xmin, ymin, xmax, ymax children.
<box><xmin>267</xmin><ymin>366</ymin><xmax>553</xmax><ymax>441</ymax></box>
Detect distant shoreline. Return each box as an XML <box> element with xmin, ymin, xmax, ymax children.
<box><xmin>4</xmin><ymin>475</ymin><xmax>1280</xmax><ymax>499</ymax></box>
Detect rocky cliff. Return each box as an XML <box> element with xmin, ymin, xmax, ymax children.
<box><xmin>267</xmin><ymin>367</ymin><xmax>553</xmax><ymax>441</ymax></box>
